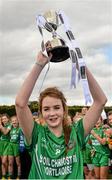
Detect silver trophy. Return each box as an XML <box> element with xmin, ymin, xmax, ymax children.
<box><xmin>37</xmin><ymin>10</ymin><xmax>70</xmax><ymax>62</ymax></box>
<box><xmin>37</xmin><ymin>10</ymin><xmax>92</xmax><ymax>105</ymax></box>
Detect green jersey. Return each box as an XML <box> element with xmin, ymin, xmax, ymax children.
<box><xmin>0</xmin><ymin>123</ymin><xmax>12</xmax><ymax>141</ymax></box>
<box><xmin>10</xmin><ymin>127</ymin><xmax>21</xmax><ymax>143</ymax></box>
<box><xmin>82</xmin><ymin>135</ymin><xmax>92</xmax><ymax>164</ymax></box>
<box><xmin>90</xmin><ymin>126</ymin><xmax>110</xmax><ymax>156</ymax></box>
<box><xmin>25</xmin><ymin>119</ymin><xmax>85</xmax><ymax>179</ymax></box>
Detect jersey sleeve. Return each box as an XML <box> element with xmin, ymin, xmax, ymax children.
<box><xmin>73</xmin><ymin>119</ymin><xmax>85</xmax><ymax>148</ymax></box>
<box><xmin>24</xmin><ymin>121</ymin><xmax>42</xmax><ymax>152</ymax></box>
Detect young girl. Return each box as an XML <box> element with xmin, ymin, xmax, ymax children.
<box><xmin>8</xmin><ymin>116</ymin><xmax>21</xmax><ymax>179</ymax></box>
<box><xmin>15</xmin><ymin>50</ymin><xmax>107</xmax><ymax>179</ymax></box>
<box><xmin>90</xmin><ymin>117</ymin><xmax>110</xmax><ymax>179</ymax></box>
<box><xmin>0</xmin><ymin>114</ymin><xmax>12</xmax><ymax>179</ymax></box>
<box><xmin>0</xmin><ymin>115</ymin><xmax>2</xmax><ymax>179</ymax></box>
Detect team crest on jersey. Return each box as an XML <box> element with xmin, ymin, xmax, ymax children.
<box><xmin>55</xmin><ymin>149</ymin><xmax>61</xmax><ymax>155</ymax></box>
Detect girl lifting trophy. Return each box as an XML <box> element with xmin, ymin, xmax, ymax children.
<box><xmin>15</xmin><ymin>10</ymin><xmax>107</xmax><ymax>179</ymax></box>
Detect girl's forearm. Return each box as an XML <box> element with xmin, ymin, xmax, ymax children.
<box><xmin>86</xmin><ymin>67</ymin><xmax>107</xmax><ymax>105</ymax></box>
<box><xmin>15</xmin><ymin>63</ymin><xmax>44</xmax><ymax>107</ymax></box>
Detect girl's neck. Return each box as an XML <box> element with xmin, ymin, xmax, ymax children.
<box><xmin>48</xmin><ymin>126</ymin><xmax>63</xmax><ymax>137</ymax></box>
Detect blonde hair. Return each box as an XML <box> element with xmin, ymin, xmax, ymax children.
<box><xmin>10</xmin><ymin>115</ymin><xmax>18</xmax><ymax>121</ymax></box>
<box><xmin>38</xmin><ymin>87</ymin><xmax>71</xmax><ymax>152</ymax></box>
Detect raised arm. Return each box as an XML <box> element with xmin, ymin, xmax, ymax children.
<box><xmin>0</xmin><ymin>124</ymin><xmax>11</xmax><ymax>135</ymax></box>
<box><xmin>83</xmin><ymin>67</ymin><xmax>107</xmax><ymax>136</ymax></box>
<box><xmin>15</xmin><ymin>52</ymin><xmax>51</xmax><ymax>144</ymax></box>
<box><xmin>91</xmin><ymin>130</ymin><xmax>107</xmax><ymax>145</ymax></box>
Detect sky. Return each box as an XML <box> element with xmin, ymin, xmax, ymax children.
<box><xmin>0</xmin><ymin>0</ymin><xmax>112</xmax><ymax>106</ymax></box>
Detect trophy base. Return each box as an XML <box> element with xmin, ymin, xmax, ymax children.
<box><xmin>47</xmin><ymin>46</ymin><xmax>70</xmax><ymax>62</ymax></box>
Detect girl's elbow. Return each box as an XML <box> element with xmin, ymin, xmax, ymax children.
<box><xmin>15</xmin><ymin>97</ymin><xmax>26</xmax><ymax>109</ymax></box>
<box><xmin>97</xmin><ymin>96</ymin><xmax>107</xmax><ymax>107</ymax></box>
<box><xmin>101</xmin><ymin>96</ymin><xmax>108</xmax><ymax>106</ymax></box>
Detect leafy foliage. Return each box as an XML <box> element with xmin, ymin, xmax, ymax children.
<box><xmin>0</xmin><ymin>102</ymin><xmax>111</xmax><ymax>118</ymax></box>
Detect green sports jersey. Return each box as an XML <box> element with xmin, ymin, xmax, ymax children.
<box><xmin>10</xmin><ymin>127</ymin><xmax>21</xmax><ymax>143</ymax></box>
<box><xmin>0</xmin><ymin>123</ymin><xmax>12</xmax><ymax>141</ymax></box>
<box><xmin>25</xmin><ymin>119</ymin><xmax>85</xmax><ymax>179</ymax></box>
<box><xmin>90</xmin><ymin>127</ymin><xmax>110</xmax><ymax>156</ymax></box>
<box><xmin>82</xmin><ymin>135</ymin><xmax>92</xmax><ymax>164</ymax></box>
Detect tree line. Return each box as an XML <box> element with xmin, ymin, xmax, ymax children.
<box><xmin>0</xmin><ymin>101</ymin><xmax>112</xmax><ymax>118</ymax></box>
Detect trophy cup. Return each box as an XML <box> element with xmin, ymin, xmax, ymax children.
<box><xmin>37</xmin><ymin>10</ymin><xmax>70</xmax><ymax>62</ymax></box>
<box><xmin>37</xmin><ymin>10</ymin><xmax>92</xmax><ymax>105</ymax></box>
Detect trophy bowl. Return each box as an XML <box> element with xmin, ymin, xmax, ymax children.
<box><xmin>40</xmin><ymin>10</ymin><xmax>70</xmax><ymax>62</ymax></box>
<box><xmin>47</xmin><ymin>46</ymin><xmax>70</xmax><ymax>62</ymax></box>
<box><xmin>46</xmin><ymin>38</ymin><xmax>70</xmax><ymax>62</ymax></box>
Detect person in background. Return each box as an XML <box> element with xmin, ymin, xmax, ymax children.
<box><xmin>82</xmin><ymin>135</ymin><xmax>95</xmax><ymax>179</ymax></box>
<box><xmin>63</xmin><ymin>115</ymin><xmax>72</xmax><ymax>127</ymax></box>
<box><xmin>106</xmin><ymin>111</ymin><xmax>112</xmax><ymax>175</ymax></box>
<box><xmin>81</xmin><ymin>107</ymin><xmax>88</xmax><ymax>117</ymax></box>
<box><xmin>90</xmin><ymin>116</ymin><xmax>110</xmax><ymax>179</ymax></box>
<box><xmin>19</xmin><ymin>129</ymin><xmax>31</xmax><ymax>179</ymax></box>
<box><xmin>80</xmin><ymin>106</ymin><xmax>94</xmax><ymax>179</ymax></box>
<box><xmin>73</xmin><ymin>112</ymin><xmax>82</xmax><ymax>123</ymax></box>
<box><xmin>80</xmin><ymin>106</ymin><xmax>95</xmax><ymax>179</ymax></box>
<box><xmin>8</xmin><ymin>116</ymin><xmax>21</xmax><ymax>179</ymax></box>
<box><xmin>0</xmin><ymin>114</ymin><xmax>12</xmax><ymax>179</ymax></box>
<box><xmin>73</xmin><ymin>107</ymin><xmax>88</xmax><ymax>125</ymax></box>
<box><xmin>0</xmin><ymin>115</ymin><xmax>2</xmax><ymax>179</ymax></box>
<box><xmin>32</xmin><ymin>112</ymin><xmax>38</xmax><ymax>121</ymax></box>
<box><xmin>15</xmin><ymin>49</ymin><xmax>107</xmax><ymax>179</ymax></box>
<box><xmin>108</xmin><ymin>111</ymin><xmax>112</xmax><ymax>128</ymax></box>
<box><xmin>32</xmin><ymin>112</ymin><xmax>46</xmax><ymax>125</ymax></box>
<box><xmin>32</xmin><ymin>112</ymin><xmax>41</xmax><ymax>124</ymax></box>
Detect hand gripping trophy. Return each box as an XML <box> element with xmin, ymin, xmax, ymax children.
<box><xmin>36</xmin><ymin>10</ymin><xmax>92</xmax><ymax>105</ymax></box>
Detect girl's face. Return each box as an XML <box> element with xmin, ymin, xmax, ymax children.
<box><xmin>81</xmin><ymin>107</ymin><xmax>88</xmax><ymax>116</ymax></box>
<box><xmin>42</xmin><ymin>96</ymin><xmax>64</xmax><ymax>129</ymax></box>
<box><xmin>108</xmin><ymin>115</ymin><xmax>112</xmax><ymax>125</ymax></box>
<box><xmin>2</xmin><ymin>115</ymin><xmax>9</xmax><ymax>125</ymax></box>
<box><xmin>11</xmin><ymin>117</ymin><xmax>19</xmax><ymax>128</ymax></box>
